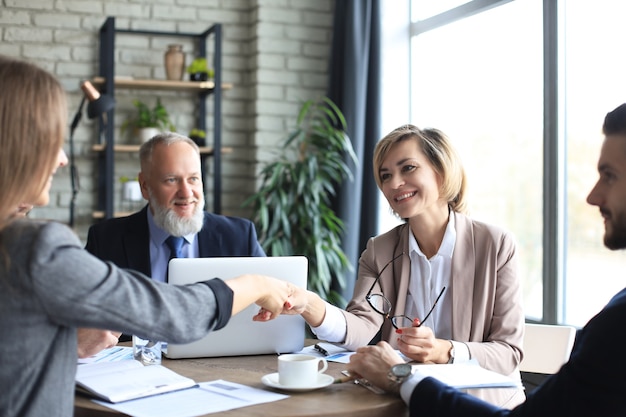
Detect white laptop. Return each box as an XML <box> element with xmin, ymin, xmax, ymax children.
<box><xmin>164</xmin><ymin>256</ymin><xmax>307</xmax><ymax>359</ymax></box>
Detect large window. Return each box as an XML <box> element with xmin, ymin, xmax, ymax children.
<box><xmin>409</xmin><ymin>0</ymin><xmax>544</xmax><ymax>320</ymax></box>
<box><xmin>385</xmin><ymin>0</ymin><xmax>626</xmax><ymax>327</ymax></box>
<box><xmin>561</xmin><ymin>1</ymin><xmax>626</xmax><ymax>325</ymax></box>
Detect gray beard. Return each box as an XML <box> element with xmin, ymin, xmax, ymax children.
<box><xmin>149</xmin><ymin>192</ymin><xmax>205</xmax><ymax>237</ymax></box>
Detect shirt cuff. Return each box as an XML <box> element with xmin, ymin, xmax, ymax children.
<box><xmin>203</xmin><ymin>278</ymin><xmax>233</xmax><ymax>330</ymax></box>
<box><xmin>400</xmin><ymin>370</ymin><xmax>427</xmax><ymax>405</ymax></box>
<box><xmin>309</xmin><ymin>302</ymin><xmax>347</xmax><ymax>342</ymax></box>
<box><xmin>450</xmin><ymin>340</ymin><xmax>470</xmax><ymax>363</ymax></box>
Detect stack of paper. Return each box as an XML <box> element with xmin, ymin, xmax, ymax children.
<box><xmin>415</xmin><ymin>360</ymin><xmax>523</xmax><ymax>389</ymax></box>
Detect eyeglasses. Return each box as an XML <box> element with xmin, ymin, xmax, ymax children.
<box><xmin>365</xmin><ymin>252</ymin><xmax>446</xmax><ymax>329</ymax></box>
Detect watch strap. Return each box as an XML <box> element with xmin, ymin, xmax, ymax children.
<box><xmin>447</xmin><ymin>340</ymin><xmax>455</xmax><ymax>364</ymax></box>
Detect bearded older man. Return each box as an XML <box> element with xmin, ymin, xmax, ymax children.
<box><xmin>85</xmin><ymin>132</ymin><xmax>265</xmax><ymax>341</ymax></box>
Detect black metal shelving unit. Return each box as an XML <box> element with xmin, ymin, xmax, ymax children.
<box><xmin>95</xmin><ymin>16</ymin><xmax>224</xmax><ymax>219</ymax></box>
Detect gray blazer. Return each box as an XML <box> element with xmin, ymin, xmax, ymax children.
<box><xmin>340</xmin><ymin>212</ymin><xmax>525</xmax><ymax>407</ymax></box>
<box><xmin>0</xmin><ymin>220</ymin><xmax>233</xmax><ymax>417</ymax></box>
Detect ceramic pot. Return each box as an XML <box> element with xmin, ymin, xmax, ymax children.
<box><xmin>190</xmin><ymin>135</ymin><xmax>206</xmax><ymax>147</ymax></box>
<box><xmin>164</xmin><ymin>44</ymin><xmax>185</xmax><ymax>81</ymax></box>
<box><xmin>189</xmin><ymin>72</ymin><xmax>209</xmax><ymax>81</ymax></box>
<box><xmin>137</xmin><ymin>127</ymin><xmax>160</xmax><ymax>143</ymax></box>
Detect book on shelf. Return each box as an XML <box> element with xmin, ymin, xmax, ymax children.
<box><xmin>75</xmin><ymin>360</ymin><xmax>196</xmax><ymax>403</ymax></box>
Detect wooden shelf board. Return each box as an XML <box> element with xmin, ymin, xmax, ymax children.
<box><xmin>91</xmin><ymin>144</ymin><xmax>233</xmax><ymax>155</ymax></box>
<box><xmin>92</xmin><ymin>210</ymin><xmax>135</xmax><ymax>219</ymax></box>
<box><xmin>92</xmin><ymin>76</ymin><xmax>233</xmax><ymax>92</ymax></box>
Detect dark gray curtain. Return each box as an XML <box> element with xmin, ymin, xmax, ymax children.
<box><xmin>328</xmin><ymin>0</ymin><xmax>382</xmax><ymax>304</ymax></box>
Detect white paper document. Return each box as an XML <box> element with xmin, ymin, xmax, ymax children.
<box><xmin>299</xmin><ymin>342</ymin><xmax>411</xmax><ymax>364</ymax></box>
<box><xmin>77</xmin><ymin>346</ymin><xmax>134</xmax><ymax>364</ymax></box>
<box><xmin>94</xmin><ymin>379</ymin><xmax>289</xmax><ymax>417</ymax></box>
<box><xmin>76</xmin><ymin>360</ymin><xmax>196</xmax><ymax>403</ymax></box>
<box><xmin>298</xmin><ymin>342</ymin><xmax>354</xmax><ymax>363</ymax></box>
<box><xmin>415</xmin><ymin>360</ymin><xmax>523</xmax><ymax>389</ymax></box>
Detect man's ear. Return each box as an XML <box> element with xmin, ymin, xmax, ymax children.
<box><xmin>138</xmin><ymin>172</ymin><xmax>149</xmax><ymax>200</ymax></box>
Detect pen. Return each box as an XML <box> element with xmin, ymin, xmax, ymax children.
<box><xmin>314</xmin><ymin>343</ymin><xmax>329</xmax><ymax>356</ymax></box>
<box><xmin>339</xmin><ymin>370</ymin><xmax>385</xmax><ymax>394</ymax></box>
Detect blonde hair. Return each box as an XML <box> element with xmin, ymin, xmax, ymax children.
<box><xmin>373</xmin><ymin>124</ymin><xmax>468</xmax><ymax>214</ymax></box>
<box><xmin>0</xmin><ymin>55</ymin><xmax>67</xmax><ymax>229</ymax></box>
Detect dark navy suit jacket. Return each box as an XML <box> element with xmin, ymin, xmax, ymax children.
<box><xmin>85</xmin><ymin>205</ymin><xmax>265</xmax><ymax>277</ymax></box>
<box><xmin>409</xmin><ymin>287</ymin><xmax>626</xmax><ymax>416</ymax></box>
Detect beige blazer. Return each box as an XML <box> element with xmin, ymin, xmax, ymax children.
<box><xmin>340</xmin><ymin>212</ymin><xmax>525</xmax><ymax>407</ymax></box>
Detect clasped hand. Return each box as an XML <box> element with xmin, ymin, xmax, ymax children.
<box><xmin>252</xmin><ymin>277</ymin><xmax>303</xmax><ymax>321</ymax></box>
<box><xmin>396</xmin><ymin>321</ymin><xmax>450</xmax><ymax>364</ymax></box>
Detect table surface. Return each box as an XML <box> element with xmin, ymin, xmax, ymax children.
<box><xmin>74</xmin><ymin>341</ymin><xmax>408</xmax><ymax>417</ymax></box>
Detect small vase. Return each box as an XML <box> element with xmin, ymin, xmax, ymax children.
<box><xmin>137</xmin><ymin>127</ymin><xmax>160</xmax><ymax>143</ymax></box>
<box><xmin>190</xmin><ymin>135</ymin><xmax>206</xmax><ymax>147</ymax></box>
<box><xmin>164</xmin><ymin>44</ymin><xmax>185</xmax><ymax>81</ymax></box>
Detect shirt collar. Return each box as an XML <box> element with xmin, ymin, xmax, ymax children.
<box><xmin>408</xmin><ymin>210</ymin><xmax>456</xmax><ymax>259</ymax></box>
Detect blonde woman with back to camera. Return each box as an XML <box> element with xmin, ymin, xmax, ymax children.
<box><xmin>0</xmin><ymin>55</ymin><xmax>299</xmax><ymax>417</ymax></box>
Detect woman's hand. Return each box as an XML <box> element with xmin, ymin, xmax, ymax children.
<box><xmin>77</xmin><ymin>328</ymin><xmax>121</xmax><ymax>358</ymax></box>
<box><xmin>395</xmin><ymin>321</ymin><xmax>451</xmax><ymax>363</ymax></box>
<box><xmin>255</xmin><ymin>287</ymin><xmax>327</xmax><ymax>327</ymax></box>
<box><xmin>278</xmin><ymin>285</ymin><xmax>308</xmax><ymax>315</ymax></box>
<box><xmin>248</xmin><ymin>275</ymin><xmax>296</xmax><ymax>321</ymax></box>
<box><xmin>225</xmin><ymin>274</ymin><xmax>296</xmax><ymax>321</ymax></box>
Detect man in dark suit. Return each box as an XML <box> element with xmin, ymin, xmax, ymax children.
<box><xmin>85</xmin><ymin>132</ymin><xmax>264</xmax><ymax>340</ymax></box>
<box><xmin>344</xmin><ymin>103</ymin><xmax>626</xmax><ymax>416</ymax></box>
<box><xmin>86</xmin><ymin>132</ymin><xmax>264</xmax><ymax>275</ymax></box>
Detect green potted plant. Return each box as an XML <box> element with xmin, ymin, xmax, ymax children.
<box><xmin>189</xmin><ymin>128</ymin><xmax>206</xmax><ymax>147</ymax></box>
<box><xmin>186</xmin><ymin>57</ymin><xmax>215</xmax><ymax>81</ymax></box>
<box><xmin>121</xmin><ymin>98</ymin><xmax>176</xmax><ymax>143</ymax></box>
<box><xmin>243</xmin><ymin>97</ymin><xmax>357</xmax><ymax>305</ymax></box>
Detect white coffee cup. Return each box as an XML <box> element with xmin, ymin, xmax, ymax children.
<box><xmin>278</xmin><ymin>353</ymin><xmax>328</xmax><ymax>387</ymax></box>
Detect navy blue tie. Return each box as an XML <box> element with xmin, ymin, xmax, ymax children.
<box><xmin>165</xmin><ymin>236</ymin><xmax>185</xmax><ymax>260</ymax></box>
<box><xmin>165</xmin><ymin>236</ymin><xmax>185</xmax><ymax>283</ymax></box>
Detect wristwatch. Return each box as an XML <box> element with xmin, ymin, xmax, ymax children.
<box><xmin>447</xmin><ymin>340</ymin><xmax>455</xmax><ymax>364</ymax></box>
<box><xmin>387</xmin><ymin>363</ymin><xmax>413</xmax><ymax>385</ymax></box>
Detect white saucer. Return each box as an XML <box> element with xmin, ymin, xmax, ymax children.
<box><xmin>261</xmin><ymin>372</ymin><xmax>334</xmax><ymax>392</ymax></box>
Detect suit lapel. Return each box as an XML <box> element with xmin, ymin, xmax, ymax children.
<box><xmin>123</xmin><ymin>206</ymin><xmax>152</xmax><ymax>276</ymax></box>
<box><xmin>197</xmin><ymin>212</ymin><xmax>217</xmax><ymax>256</ymax></box>
<box><xmin>450</xmin><ymin>212</ymin><xmax>475</xmax><ymax>341</ymax></box>
<box><xmin>393</xmin><ymin>224</ymin><xmax>411</xmax><ymax>317</ymax></box>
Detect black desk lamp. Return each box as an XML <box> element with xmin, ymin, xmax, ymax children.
<box><xmin>68</xmin><ymin>81</ymin><xmax>115</xmax><ymax>227</ymax></box>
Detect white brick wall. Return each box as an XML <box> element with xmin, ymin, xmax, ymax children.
<box><xmin>0</xmin><ymin>0</ymin><xmax>334</xmax><ymax>241</ymax></box>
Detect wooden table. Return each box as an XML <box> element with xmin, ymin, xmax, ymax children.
<box><xmin>74</xmin><ymin>342</ymin><xmax>408</xmax><ymax>417</ymax></box>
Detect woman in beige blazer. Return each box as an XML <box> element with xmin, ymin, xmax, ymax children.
<box><xmin>288</xmin><ymin>125</ymin><xmax>525</xmax><ymax>407</ymax></box>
